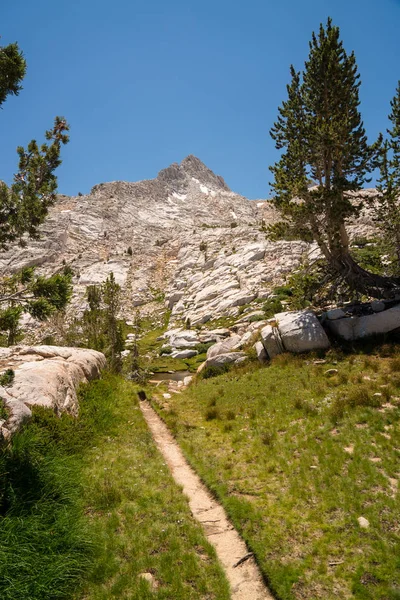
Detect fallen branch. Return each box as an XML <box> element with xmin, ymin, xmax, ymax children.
<box><xmin>233</xmin><ymin>552</ymin><xmax>254</xmax><ymax>568</ymax></box>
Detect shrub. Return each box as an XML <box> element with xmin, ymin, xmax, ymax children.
<box><xmin>293</xmin><ymin>397</ymin><xmax>318</xmax><ymax>415</ymax></box>
<box><xmin>261</xmin><ymin>428</ymin><xmax>275</xmax><ymax>446</ymax></box>
<box><xmin>201</xmin><ymin>364</ymin><xmax>231</xmax><ymax>379</ymax></box>
<box><xmin>195</xmin><ymin>342</ymin><xmax>213</xmax><ymax>355</ymax></box>
<box><xmin>330</xmin><ymin>385</ymin><xmax>383</xmax><ymax>421</ymax></box>
<box><xmin>350</xmin><ymin>239</ymin><xmax>387</xmax><ymax>275</ymax></box>
<box><xmin>205</xmin><ymin>407</ymin><xmax>220</xmax><ymax>421</ymax></box>
<box><xmin>286</xmin><ymin>259</ymin><xmax>332</xmax><ymax>309</ymax></box>
<box><xmin>248</xmin><ymin>314</ymin><xmax>264</xmax><ymax>323</ymax></box>
<box><xmin>0</xmin><ymin>400</ymin><xmax>8</xmax><ymax>420</ymax></box>
<box><xmin>159</xmin><ymin>346</ymin><xmax>172</xmax><ymax>356</ymax></box>
<box><xmin>346</xmin><ymin>386</ymin><xmax>379</xmax><ymax>407</ymax></box>
<box><xmin>199</xmin><ymin>241</ymin><xmax>207</xmax><ymax>252</ymax></box>
<box><xmin>0</xmin><ymin>369</ymin><xmax>14</xmax><ymax>387</ymax></box>
<box><xmin>273</xmin><ymin>285</ymin><xmax>293</xmax><ymax>298</ymax></box>
<box><xmin>263</xmin><ymin>298</ymin><xmax>283</xmax><ymax>318</ymax></box>
<box><xmin>230</xmin><ymin>222</ymin><xmax>238</xmax><ymax>228</ymax></box>
<box><xmin>223</xmin><ymin>422</ymin><xmax>234</xmax><ymax>432</ymax></box>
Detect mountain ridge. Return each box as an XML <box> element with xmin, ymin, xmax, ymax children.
<box><xmin>0</xmin><ymin>155</ymin><xmax>375</xmax><ymax>337</ymax></box>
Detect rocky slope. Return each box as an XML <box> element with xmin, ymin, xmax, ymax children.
<box><xmin>0</xmin><ymin>155</ymin><xmax>376</xmax><ymax>333</ymax></box>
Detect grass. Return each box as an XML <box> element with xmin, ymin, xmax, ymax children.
<box><xmin>137</xmin><ymin>317</ymin><xmax>209</xmax><ymax>373</ymax></box>
<box><xmin>153</xmin><ymin>346</ymin><xmax>400</xmax><ymax>600</ymax></box>
<box><xmin>0</xmin><ymin>375</ymin><xmax>230</xmax><ymax>600</ymax></box>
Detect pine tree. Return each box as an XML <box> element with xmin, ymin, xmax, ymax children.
<box><xmin>0</xmin><ymin>40</ymin><xmax>71</xmax><ymax>343</ymax></box>
<box><xmin>0</xmin><ymin>41</ymin><xmax>69</xmax><ymax>248</ymax></box>
<box><xmin>0</xmin><ymin>42</ymin><xmax>26</xmax><ymax>105</ymax></box>
<box><xmin>82</xmin><ymin>285</ymin><xmax>106</xmax><ymax>351</ymax></box>
<box><xmin>269</xmin><ymin>18</ymin><xmax>399</xmax><ymax>298</ymax></box>
<box><xmin>0</xmin><ymin>267</ymin><xmax>73</xmax><ymax>345</ymax></box>
<box><xmin>374</xmin><ymin>82</ymin><xmax>400</xmax><ymax>270</ymax></box>
<box><xmin>102</xmin><ymin>273</ymin><xmax>124</xmax><ymax>373</ymax></box>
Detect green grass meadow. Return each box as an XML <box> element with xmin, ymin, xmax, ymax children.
<box><xmin>0</xmin><ymin>375</ymin><xmax>229</xmax><ymax>600</ymax></box>
<box><xmin>154</xmin><ymin>346</ymin><xmax>400</xmax><ymax>600</ymax></box>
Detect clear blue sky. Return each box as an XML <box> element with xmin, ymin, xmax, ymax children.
<box><xmin>1</xmin><ymin>0</ymin><xmax>400</xmax><ymax>199</ymax></box>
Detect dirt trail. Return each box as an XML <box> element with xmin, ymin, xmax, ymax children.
<box><xmin>140</xmin><ymin>401</ymin><xmax>274</xmax><ymax>600</ymax></box>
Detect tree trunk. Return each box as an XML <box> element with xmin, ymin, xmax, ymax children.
<box><xmin>331</xmin><ymin>251</ymin><xmax>400</xmax><ymax>299</ymax></box>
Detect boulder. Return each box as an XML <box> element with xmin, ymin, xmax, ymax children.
<box><xmin>171</xmin><ymin>349</ymin><xmax>198</xmax><ymax>359</ymax></box>
<box><xmin>247</xmin><ymin>320</ymin><xmax>268</xmax><ymax>332</ymax></box>
<box><xmin>254</xmin><ymin>341</ymin><xmax>268</xmax><ymax>364</ymax></box>
<box><xmin>275</xmin><ymin>310</ymin><xmax>330</xmax><ymax>353</ymax></box>
<box><xmin>0</xmin><ymin>346</ymin><xmax>106</xmax><ymax>436</ymax></box>
<box><xmin>168</xmin><ymin>329</ymin><xmax>200</xmax><ymax>349</ymax></box>
<box><xmin>167</xmin><ymin>291</ymin><xmax>184</xmax><ymax>309</ymax></box>
<box><xmin>194</xmin><ymin>280</ymin><xmax>239</xmax><ymax>304</ymax></box>
<box><xmin>208</xmin><ymin>328</ymin><xmax>231</xmax><ymax>338</ymax></box>
<box><xmin>326</xmin><ymin>304</ymin><xmax>400</xmax><ymax>341</ymax></box>
<box><xmin>170</xmin><ymin>330</ymin><xmax>199</xmax><ymax>342</ymax></box>
<box><xmin>205</xmin><ymin>352</ymin><xmax>247</xmax><ymax>368</ymax></box>
<box><xmin>206</xmin><ymin>334</ymin><xmax>242</xmax><ymax>359</ymax></box>
<box><xmin>260</xmin><ymin>324</ymin><xmax>284</xmax><ymax>358</ymax></box>
<box><xmin>325</xmin><ymin>308</ymin><xmax>346</xmax><ymax>321</ymax></box>
<box><xmin>238</xmin><ymin>331</ymin><xmax>255</xmax><ymax>347</ymax></box>
<box><xmin>241</xmin><ymin>242</ymin><xmax>266</xmax><ymax>262</ymax></box>
<box><xmin>171</xmin><ymin>339</ymin><xmax>199</xmax><ymax>349</ymax></box>
<box><xmin>371</xmin><ymin>300</ymin><xmax>385</xmax><ymax>313</ymax></box>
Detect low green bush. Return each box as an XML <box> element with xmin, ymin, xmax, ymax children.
<box><xmin>248</xmin><ymin>314</ymin><xmax>264</xmax><ymax>323</ymax></box>
<box><xmin>159</xmin><ymin>346</ymin><xmax>172</xmax><ymax>355</ymax></box>
<box><xmin>273</xmin><ymin>285</ymin><xmax>293</xmax><ymax>298</ymax></box>
<box><xmin>0</xmin><ymin>369</ymin><xmax>14</xmax><ymax>387</ymax></box>
<box><xmin>195</xmin><ymin>342</ymin><xmax>214</xmax><ymax>354</ymax></box>
<box><xmin>201</xmin><ymin>364</ymin><xmax>232</xmax><ymax>379</ymax></box>
<box><xmin>263</xmin><ymin>297</ymin><xmax>283</xmax><ymax>318</ymax></box>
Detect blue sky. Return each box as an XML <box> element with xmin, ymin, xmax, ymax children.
<box><xmin>1</xmin><ymin>0</ymin><xmax>400</xmax><ymax>199</ymax></box>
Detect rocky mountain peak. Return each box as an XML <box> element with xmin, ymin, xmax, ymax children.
<box><xmin>0</xmin><ymin>151</ymin><xmax>376</xmax><ymax>335</ymax></box>
<box><xmin>157</xmin><ymin>155</ymin><xmax>230</xmax><ymax>193</ymax></box>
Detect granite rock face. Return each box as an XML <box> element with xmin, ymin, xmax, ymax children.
<box><xmin>0</xmin><ymin>155</ymin><xmax>377</xmax><ymax>335</ymax></box>
<box><xmin>0</xmin><ymin>346</ymin><xmax>106</xmax><ymax>437</ymax></box>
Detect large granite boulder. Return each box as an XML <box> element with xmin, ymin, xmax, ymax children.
<box><xmin>171</xmin><ymin>349</ymin><xmax>198</xmax><ymax>359</ymax></box>
<box><xmin>206</xmin><ymin>334</ymin><xmax>242</xmax><ymax>359</ymax></box>
<box><xmin>205</xmin><ymin>351</ymin><xmax>247</xmax><ymax>368</ymax></box>
<box><xmin>326</xmin><ymin>304</ymin><xmax>400</xmax><ymax>341</ymax></box>
<box><xmin>254</xmin><ymin>341</ymin><xmax>268</xmax><ymax>364</ymax></box>
<box><xmin>260</xmin><ymin>324</ymin><xmax>284</xmax><ymax>358</ymax></box>
<box><xmin>0</xmin><ymin>346</ymin><xmax>106</xmax><ymax>437</ymax></box>
<box><xmin>275</xmin><ymin>310</ymin><xmax>330</xmax><ymax>353</ymax></box>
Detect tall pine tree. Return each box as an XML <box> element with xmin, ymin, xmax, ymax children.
<box><xmin>374</xmin><ymin>82</ymin><xmax>400</xmax><ymax>270</ymax></box>
<box><xmin>0</xmin><ymin>40</ymin><xmax>69</xmax><ymax>248</ymax></box>
<box><xmin>270</xmin><ymin>18</ymin><xmax>399</xmax><ymax>298</ymax></box>
<box><xmin>0</xmin><ymin>39</ymin><xmax>71</xmax><ymax>344</ymax></box>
